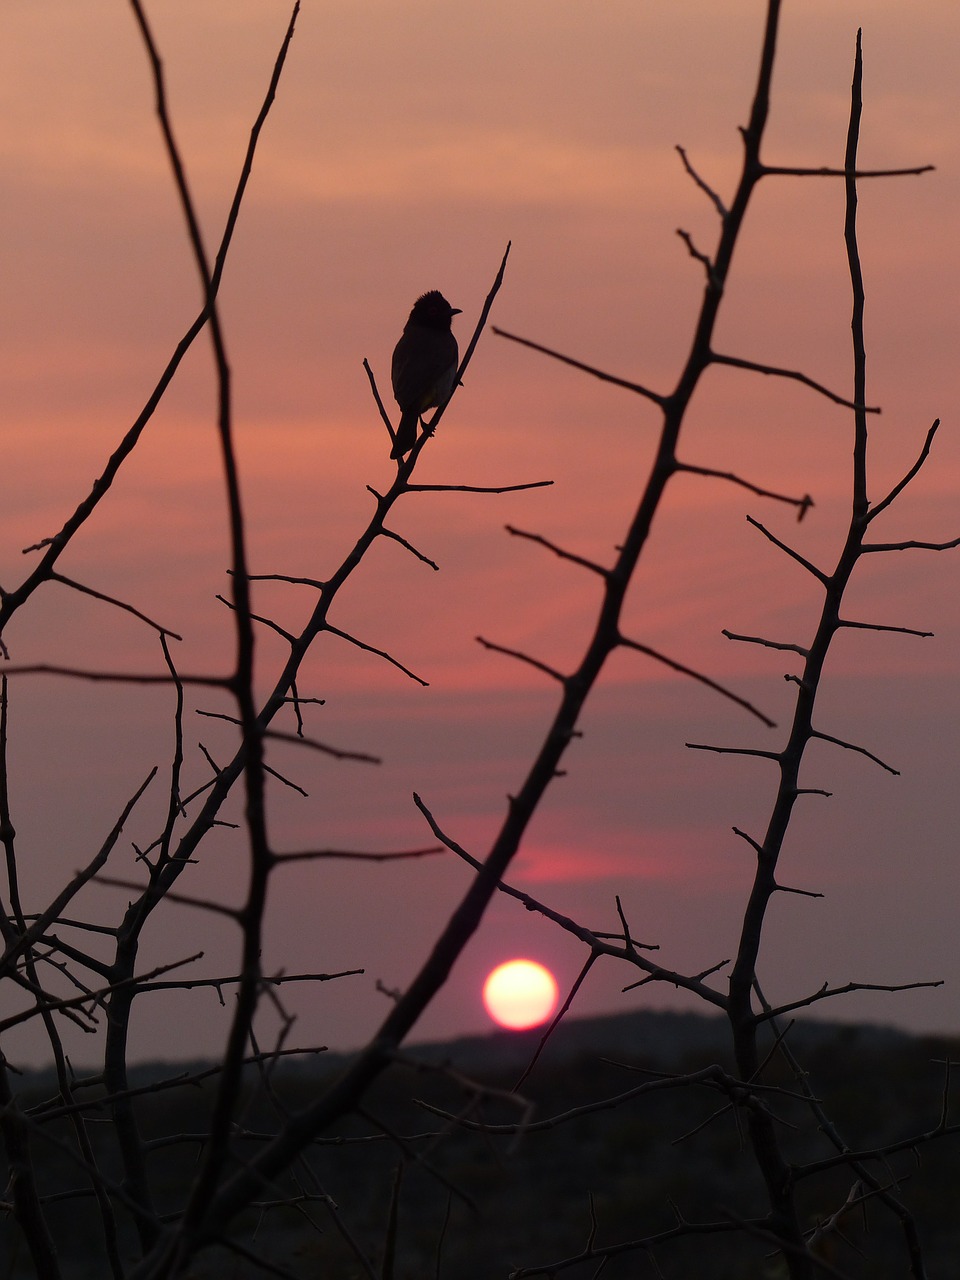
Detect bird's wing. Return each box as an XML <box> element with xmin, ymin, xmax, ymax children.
<box><xmin>391</xmin><ymin>329</ymin><xmax>459</xmax><ymax>413</ymax></box>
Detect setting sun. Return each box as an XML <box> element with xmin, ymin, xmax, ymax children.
<box><xmin>482</xmin><ymin>960</ymin><xmax>559</xmax><ymax>1030</ymax></box>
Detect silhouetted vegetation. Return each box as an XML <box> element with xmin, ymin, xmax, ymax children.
<box><xmin>4</xmin><ymin>1012</ymin><xmax>960</xmax><ymax>1278</ymax></box>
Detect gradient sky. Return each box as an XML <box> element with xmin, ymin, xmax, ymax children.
<box><xmin>1</xmin><ymin>1</ymin><xmax>958</xmax><ymax>1065</ymax></box>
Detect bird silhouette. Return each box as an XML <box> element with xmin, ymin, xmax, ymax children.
<box><xmin>390</xmin><ymin>291</ymin><xmax>462</xmax><ymax>459</ymax></box>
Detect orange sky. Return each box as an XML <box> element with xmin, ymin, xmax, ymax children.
<box><xmin>0</xmin><ymin>1</ymin><xmax>958</xmax><ymax>1063</ymax></box>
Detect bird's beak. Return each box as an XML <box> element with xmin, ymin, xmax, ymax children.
<box><xmin>451</xmin><ymin>307</ymin><xmax>463</xmax><ymax>316</ymax></box>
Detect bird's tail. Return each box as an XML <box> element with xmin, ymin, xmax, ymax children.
<box><xmin>391</xmin><ymin>410</ymin><xmax>419</xmax><ymax>459</ymax></box>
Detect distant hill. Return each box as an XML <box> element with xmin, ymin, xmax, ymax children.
<box><xmin>5</xmin><ymin>1010</ymin><xmax>960</xmax><ymax>1279</ymax></box>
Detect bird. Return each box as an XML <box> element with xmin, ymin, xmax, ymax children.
<box><xmin>390</xmin><ymin>290</ymin><xmax>462</xmax><ymax>459</ymax></box>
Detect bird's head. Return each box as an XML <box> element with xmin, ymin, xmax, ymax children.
<box><xmin>408</xmin><ymin>290</ymin><xmax>462</xmax><ymax>328</ymax></box>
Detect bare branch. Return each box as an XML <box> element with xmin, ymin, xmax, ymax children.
<box><xmin>379</xmin><ymin>526</ymin><xmax>440</xmax><ymax>570</ymax></box>
<box><xmin>514</xmin><ymin>953</ymin><xmax>598</xmax><ymax>1092</ymax></box>
<box><xmin>362</xmin><ymin>357</ymin><xmax>396</xmax><ymax>440</ymax></box>
<box><xmin>262</xmin><ymin>727</ymin><xmax>381</xmax><ymax>765</ymax></box>
<box><xmin>0</xmin><ymin>1</ymin><xmax>300</xmax><ymax>638</ymax></box>
<box><xmin>0</xmin><ymin>769</ymin><xmax>157</xmax><ymax>976</ymax></box>
<box><xmin>762</xmin><ymin>162</ymin><xmax>934</xmax><ymax>179</ymax></box>
<box><xmin>862</xmin><ymin>535</ymin><xmax>960</xmax><ymax>554</ymax></box>
<box><xmin>0</xmin><ymin>665</ymin><xmax>228</xmax><ymax>688</ymax></box>
<box><xmin>506</xmin><ymin>525</ymin><xmax>611</xmax><ymax>577</ymax></box>
<box><xmin>411</xmin><ymin>796</ymin><xmax>727</xmax><ymax>1011</ymax></box>
<box><xmin>95</xmin><ymin>875</ymin><xmax>241</xmax><ymax>921</ymax></box>
<box><xmin>756</xmin><ymin>978</ymin><xmax>943</xmax><ymax>1023</ymax></box>
<box><xmin>136</xmin><ymin>969</ymin><xmax>363</xmax><ymax>995</ymax></box>
<box><xmin>685</xmin><ymin>742</ymin><xmax>781</xmax><ymax>762</ymax></box>
<box><xmin>866</xmin><ymin>418</ymin><xmax>940</xmax><ymax>522</ymax></box>
<box><xmin>492</xmin><ymin>327</ymin><xmax>665</xmax><ymax>406</ymax></box>
<box><xmin>216</xmin><ymin>594</ymin><xmax>295</xmax><ymax>644</ymax></box>
<box><xmin>262</xmin><ymin>762</ymin><xmax>308</xmax><ymax>797</ymax></box>
<box><xmin>838</xmin><ymin>618</ymin><xmax>932</xmax><ymax>639</ymax></box>
<box><xmin>675</xmin><ymin>461</ymin><xmax>813</xmax><ymax>520</ymax></box>
<box><xmin>49</xmin><ymin>573</ymin><xmax>183</xmax><ymax>639</ymax></box>
<box><xmin>617</xmin><ymin>635</ymin><xmax>775</xmax><ymax>726</ymax></box>
<box><xmin>722</xmin><ymin>629</ymin><xmax>810</xmax><ymax>656</ymax></box>
<box><xmin>746</xmin><ymin>515</ymin><xmax>830</xmax><ymax>584</ymax></box>
<box><xmin>773</xmin><ymin>882</ymin><xmax>824</xmax><ymax>900</ymax></box>
<box><xmin>429</xmin><ymin>240</ymin><xmax>512</xmax><ymax>435</ymax></box>
<box><xmin>407</xmin><ymin>479</ymin><xmax>554</xmax><ymax>496</ymax></box>
<box><xmin>710</xmin><ymin>350</ymin><xmax>880</xmax><ymax>413</ymax></box>
<box><xmin>273</xmin><ymin>846</ymin><xmax>443</xmax><ymax>864</ymax></box>
<box><xmin>809</xmin><ymin>728</ymin><xmax>899</xmax><ymax>775</ymax></box>
<box><xmin>676</xmin><ymin>228</ymin><xmax>719</xmax><ymax>286</ymax></box>
<box><xmin>324</xmin><ymin>623</ymin><xmax>429</xmax><ymax>687</ymax></box>
<box><xmin>475</xmin><ymin>636</ymin><xmax>567</xmax><ymax>684</ymax></box>
<box><xmin>732</xmin><ymin>826</ymin><xmax>762</xmax><ymax>855</ymax></box>
<box><xmin>0</xmin><ymin>953</ymin><xmax>204</xmax><ymax>1034</ymax></box>
<box><xmin>244</xmin><ymin>570</ymin><xmax>326</xmax><ymax>590</ymax></box>
<box><xmin>675</xmin><ymin>145</ymin><xmax>729</xmax><ymax>216</ymax></box>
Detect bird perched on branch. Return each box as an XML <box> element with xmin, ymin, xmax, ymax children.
<box><xmin>390</xmin><ymin>290</ymin><xmax>462</xmax><ymax>459</ymax></box>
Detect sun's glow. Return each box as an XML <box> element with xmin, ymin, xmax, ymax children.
<box><xmin>482</xmin><ymin>959</ymin><xmax>559</xmax><ymax>1030</ymax></box>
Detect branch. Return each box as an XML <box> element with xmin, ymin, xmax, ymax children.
<box><xmin>685</xmin><ymin>742</ymin><xmax>781</xmax><ymax>762</ymax></box>
<box><xmin>0</xmin><ymin>1</ymin><xmax>300</xmax><ymax>640</ymax></box>
<box><xmin>675</xmin><ymin>144</ymin><xmax>728</xmax><ymax>216</ymax></box>
<box><xmin>862</xmin><ymin>535</ymin><xmax>960</xmax><ymax>554</ymax></box>
<box><xmin>762</xmin><ymin>162</ymin><xmax>934</xmax><ymax>179</ymax></box>
<box><xmin>711</xmin><ymin>350</ymin><xmax>880</xmax><ymax>412</ymax></box>
<box><xmin>746</xmin><ymin>515</ymin><xmax>830</xmax><ymax>584</ymax></box>
<box><xmin>243</xmin><ymin>570</ymin><xmax>326</xmax><ymax>590</ymax></box>
<box><xmin>722</xmin><ymin>629</ymin><xmax>809</xmax><ymax>657</ymax></box>
<box><xmin>0</xmin><ymin>770</ymin><xmax>157</xmax><ymax>976</ymax></box>
<box><xmin>273</xmin><ymin>846</ymin><xmax>443</xmax><ymax>864</ymax></box>
<box><xmin>262</xmin><ymin>727</ymin><xmax>382</xmax><ymax>765</ymax></box>
<box><xmin>865</xmin><ymin>418</ymin><xmax>940</xmax><ymax>522</ymax></box>
<box><xmin>837</xmin><ymin>618</ymin><xmax>932</xmax><ymax>640</ymax></box>
<box><xmin>618</xmin><ymin>635</ymin><xmax>776</xmax><ymax>726</ymax></box>
<box><xmin>505</xmin><ymin>525</ymin><xmax>610</xmax><ymax>577</ymax></box>
<box><xmin>362</xmin><ymin>357</ymin><xmax>395</xmax><ymax>437</ymax></box>
<box><xmin>378</xmin><ymin>526</ymin><xmax>440</xmax><ymax>570</ymax></box>
<box><xmin>0</xmin><ymin>665</ymin><xmax>228</xmax><ymax>688</ymax></box>
<box><xmin>675</xmin><ymin>461</ymin><xmax>813</xmax><ymax>520</ymax></box>
<box><xmin>411</xmin><ymin>796</ymin><xmax>728</xmax><ymax>1011</ymax></box>
<box><xmin>136</xmin><ymin>969</ymin><xmax>363</xmax><ymax>995</ymax></box>
<box><xmin>49</xmin><ymin>573</ymin><xmax>183</xmax><ymax>639</ymax></box>
<box><xmin>492</xmin><ymin>327</ymin><xmax>665</xmax><ymax>405</ymax></box>
<box><xmin>0</xmin><ymin>953</ymin><xmax>204</xmax><ymax>1035</ymax></box>
<box><xmin>756</xmin><ymin>978</ymin><xmax>943</xmax><ymax>1023</ymax></box>
<box><xmin>809</xmin><ymin>728</ymin><xmax>899</xmax><ymax>775</ymax></box>
<box><xmin>324</xmin><ymin>623</ymin><xmax>429</xmax><ymax>686</ymax></box>
<box><xmin>216</xmin><ymin>594</ymin><xmax>295</xmax><ymax>644</ymax></box>
<box><xmin>513</xmin><ymin>954</ymin><xmax>598</xmax><ymax>1092</ymax></box>
<box><xmin>676</xmin><ymin>228</ymin><xmax>719</xmax><ymax>285</ymax></box>
<box><xmin>475</xmin><ymin>636</ymin><xmax>567</xmax><ymax>684</ymax></box>
<box><xmin>406</xmin><ymin>479</ymin><xmax>553</xmax><ymax>496</ymax></box>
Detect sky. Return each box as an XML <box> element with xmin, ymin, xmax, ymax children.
<box><xmin>0</xmin><ymin>1</ymin><xmax>958</xmax><ymax>1066</ymax></box>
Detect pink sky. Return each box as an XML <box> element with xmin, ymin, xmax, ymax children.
<box><xmin>0</xmin><ymin>1</ymin><xmax>959</xmax><ymax>1064</ymax></box>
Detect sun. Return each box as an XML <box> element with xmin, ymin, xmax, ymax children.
<box><xmin>482</xmin><ymin>959</ymin><xmax>559</xmax><ymax>1030</ymax></box>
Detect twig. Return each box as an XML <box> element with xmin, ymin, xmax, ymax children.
<box><xmin>710</xmin><ymin>350</ymin><xmax>879</xmax><ymax>412</ymax></box>
<box><xmin>492</xmin><ymin>328</ymin><xmax>665</xmax><ymax>405</ymax></box>
<box><xmin>676</xmin><ymin>144</ymin><xmax>728</xmax><ymax>216</ymax></box>
<box><xmin>506</xmin><ymin>525</ymin><xmax>610</xmax><ymax>577</ymax></box>
<box><xmin>617</xmin><ymin>635</ymin><xmax>775</xmax><ymax>726</ymax></box>
<box><xmin>475</xmin><ymin>637</ymin><xmax>567</xmax><ymax>684</ymax></box>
